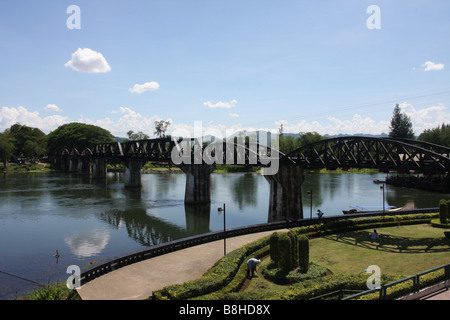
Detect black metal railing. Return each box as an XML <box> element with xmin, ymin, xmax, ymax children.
<box><xmin>343</xmin><ymin>263</ymin><xmax>450</xmax><ymax>300</ymax></box>
<box><xmin>79</xmin><ymin>207</ymin><xmax>438</xmax><ymax>286</ymax></box>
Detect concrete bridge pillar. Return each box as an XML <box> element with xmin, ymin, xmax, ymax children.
<box><xmin>92</xmin><ymin>158</ymin><xmax>107</xmax><ymax>179</ymax></box>
<box><xmin>123</xmin><ymin>159</ymin><xmax>146</xmax><ymax>188</ymax></box>
<box><xmin>180</xmin><ymin>164</ymin><xmax>215</xmax><ymax>204</ymax></box>
<box><xmin>264</xmin><ymin>165</ymin><xmax>308</xmax><ymax>222</ymax></box>
<box><xmin>79</xmin><ymin>157</ymin><xmax>92</xmax><ymax>175</ymax></box>
<box><xmin>69</xmin><ymin>158</ymin><xmax>80</xmax><ymax>173</ymax></box>
<box><xmin>60</xmin><ymin>150</ymin><xmax>70</xmax><ymax>172</ymax></box>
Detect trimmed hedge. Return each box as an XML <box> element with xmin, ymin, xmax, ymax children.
<box><xmin>269</xmin><ymin>232</ymin><xmax>280</xmax><ymax>263</ymax></box>
<box><xmin>278</xmin><ymin>232</ymin><xmax>294</xmax><ymax>271</ymax></box>
<box><xmin>150</xmin><ymin>211</ymin><xmax>439</xmax><ymax>300</ymax></box>
<box><xmin>151</xmin><ymin>236</ymin><xmax>270</xmax><ymax>300</ymax></box>
<box><xmin>298</xmin><ymin>235</ymin><xmax>310</xmax><ymax>273</ymax></box>
<box><xmin>261</xmin><ymin>260</ymin><xmax>326</xmax><ymax>285</ymax></box>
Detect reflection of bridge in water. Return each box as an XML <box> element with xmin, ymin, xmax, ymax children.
<box><xmin>97</xmin><ymin>204</ymin><xmax>212</xmax><ymax>247</ymax></box>
<box><xmin>55</xmin><ymin>136</ymin><xmax>450</xmax><ymax>221</ymax></box>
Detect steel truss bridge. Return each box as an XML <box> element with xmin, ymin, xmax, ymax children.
<box><xmin>281</xmin><ymin>136</ymin><xmax>450</xmax><ymax>174</ymax></box>
<box><xmin>63</xmin><ymin>136</ymin><xmax>450</xmax><ymax>174</ymax></box>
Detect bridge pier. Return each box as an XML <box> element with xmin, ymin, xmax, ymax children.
<box><xmin>69</xmin><ymin>158</ymin><xmax>80</xmax><ymax>173</ymax></box>
<box><xmin>123</xmin><ymin>159</ymin><xmax>146</xmax><ymax>188</ymax></box>
<box><xmin>92</xmin><ymin>158</ymin><xmax>107</xmax><ymax>179</ymax></box>
<box><xmin>264</xmin><ymin>165</ymin><xmax>308</xmax><ymax>222</ymax></box>
<box><xmin>60</xmin><ymin>150</ymin><xmax>70</xmax><ymax>172</ymax></box>
<box><xmin>79</xmin><ymin>157</ymin><xmax>92</xmax><ymax>175</ymax></box>
<box><xmin>180</xmin><ymin>163</ymin><xmax>215</xmax><ymax>204</ymax></box>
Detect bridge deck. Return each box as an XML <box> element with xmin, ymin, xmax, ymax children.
<box><xmin>76</xmin><ymin>230</ymin><xmax>286</xmax><ymax>300</ymax></box>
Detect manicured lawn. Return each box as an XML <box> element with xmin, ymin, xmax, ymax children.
<box><xmin>239</xmin><ymin>224</ymin><xmax>450</xmax><ymax>298</ymax></box>
<box><xmin>309</xmin><ymin>224</ymin><xmax>450</xmax><ymax>276</ymax></box>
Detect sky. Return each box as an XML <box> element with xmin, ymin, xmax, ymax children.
<box><xmin>0</xmin><ymin>0</ymin><xmax>449</xmax><ymax>138</ymax></box>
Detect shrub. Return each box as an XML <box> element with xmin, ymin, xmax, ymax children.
<box><xmin>278</xmin><ymin>232</ymin><xmax>293</xmax><ymax>272</ymax></box>
<box><xmin>269</xmin><ymin>232</ymin><xmax>280</xmax><ymax>264</ymax></box>
<box><xmin>287</xmin><ymin>230</ymin><xmax>299</xmax><ymax>268</ymax></box>
<box><xmin>261</xmin><ymin>260</ymin><xmax>326</xmax><ymax>285</ymax></box>
<box><xmin>297</xmin><ymin>235</ymin><xmax>310</xmax><ymax>273</ymax></box>
<box><xmin>151</xmin><ymin>236</ymin><xmax>270</xmax><ymax>300</ymax></box>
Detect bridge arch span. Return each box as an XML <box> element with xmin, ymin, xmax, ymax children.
<box><xmin>280</xmin><ymin>136</ymin><xmax>450</xmax><ymax>174</ymax></box>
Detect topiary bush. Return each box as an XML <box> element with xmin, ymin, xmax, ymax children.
<box><xmin>287</xmin><ymin>230</ymin><xmax>299</xmax><ymax>268</ymax></box>
<box><xmin>269</xmin><ymin>232</ymin><xmax>280</xmax><ymax>264</ymax></box>
<box><xmin>297</xmin><ymin>235</ymin><xmax>310</xmax><ymax>273</ymax></box>
<box><xmin>278</xmin><ymin>232</ymin><xmax>293</xmax><ymax>272</ymax></box>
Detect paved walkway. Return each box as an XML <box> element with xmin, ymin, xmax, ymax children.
<box><xmin>421</xmin><ymin>288</ymin><xmax>450</xmax><ymax>300</ymax></box>
<box><xmin>77</xmin><ymin>230</ymin><xmax>285</xmax><ymax>300</ymax></box>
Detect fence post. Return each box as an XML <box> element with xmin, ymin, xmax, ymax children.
<box><xmin>379</xmin><ymin>286</ymin><xmax>385</xmax><ymax>300</ymax></box>
<box><xmin>446</xmin><ymin>264</ymin><xmax>450</xmax><ymax>287</ymax></box>
<box><xmin>414</xmin><ymin>275</ymin><xmax>420</xmax><ymax>293</ymax></box>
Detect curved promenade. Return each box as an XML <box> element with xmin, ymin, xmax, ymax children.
<box><xmin>77</xmin><ymin>229</ymin><xmax>286</xmax><ymax>300</ymax></box>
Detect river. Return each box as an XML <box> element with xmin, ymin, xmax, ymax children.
<box><xmin>0</xmin><ymin>170</ymin><xmax>446</xmax><ymax>299</ymax></box>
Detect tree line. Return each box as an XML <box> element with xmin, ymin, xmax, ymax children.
<box><xmin>0</xmin><ymin>120</ymin><xmax>171</xmax><ymax>168</ymax></box>
<box><xmin>0</xmin><ymin>105</ymin><xmax>448</xmax><ymax>168</ymax></box>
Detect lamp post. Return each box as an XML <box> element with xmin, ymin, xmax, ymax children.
<box><xmin>307</xmin><ymin>190</ymin><xmax>313</xmax><ymax>219</ymax></box>
<box><xmin>380</xmin><ymin>184</ymin><xmax>385</xmax><ymax>213</ymax></box>
<box><xmin>218</xmin><ymin>203</ymin><xmax>226</xmax><ymax>255</ymax></box>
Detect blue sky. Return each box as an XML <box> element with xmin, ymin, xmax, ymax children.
<box><xmin>1</xmin><ymin>1</ymin><xmax>449</xmax><ymax>138</ymax></box>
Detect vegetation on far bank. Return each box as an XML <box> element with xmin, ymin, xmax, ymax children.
<box><xmin>2</xmin><ymin>104</ymin><xmax>450</xmax><ymax>170</ymax></box>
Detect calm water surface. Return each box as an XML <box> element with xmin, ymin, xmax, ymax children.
<box><xmin>0</xmin><ymin>171</ymin><xmax>446</xmax><ymax>299</ymax></box>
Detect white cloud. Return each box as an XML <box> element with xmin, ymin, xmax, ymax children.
<box><xmin>398</xmin><ymin>102</ymin><xmax>450</xmax><ymax>134</ymax></box>
<box><xmin>204</xmin><ymin>99</ymin><xmax>237</xmax><ymax>109</ymax></box>
<box><xmin>2</xmin><ymin>103</ymin><xmax>449</xmax><ymax>141</ymax></box>
<box><xmin>276</xmin><ymin>116</ymin><xmax>389</xmax><ymax>136</ymax></box>
<box><xmin>229</xmin><ymin>113</ymin><xmax>239</xmax><ymax>117</ymax></box>
<box><xmin>65</xmin><ymin>48</ymin><xmax>111</xmax><ymax>73</ymax></box>
<box><xmin>128</xmin><ymin>81</ymin><xmax>160</xmax><ymax>94</ymax></box>
<box><xmin>64</xmin><ymin>229</ymin><xmax>110</xmax><ymax>258</ymax></box>
<box><xmin>44</xmin><ymin>104</ymin><xmax>61</xmax><ymax>112</ymax></box>
<box><xmin>0</xmin><ymin>106</ymin><xmax>69</xmax><ymax>133</ymax></box>
<box><xmin>273</xmin><ymin>103</ymin><xmax>450</xmax><ymax>137</ymax></box>
<box><xmin>81</xmin><ymin>107</ymin><xmax>167</xmax><ymax>137</ymax></box>
<box><xmin>422</xmin><ymin>61</ymin><xmax>444</xmax><ymax>71</ymax></box>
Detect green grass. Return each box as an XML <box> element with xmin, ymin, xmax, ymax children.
<box><xmin>310</xmin><ymin>224</ymin><xmax>450</xmax><ymax>276</ymax></box>
<box><xmin>238</xmin><ymin>224</ymin><xmax>450</xmax><ymax>298</ymax></box>
<box><xmin>17</xmin><ymin>282</ymin><xmax>81</xmax><ymax>300</ymax></box>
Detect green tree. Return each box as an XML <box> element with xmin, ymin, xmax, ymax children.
<box><xmin>127</xmin><ymin>130</ymin><xmax>150</xmax><ymax>141</ymax></box>
<box><xmin>389</xmin><ymin>104</ymin><xmax>415</xmax><ymax>139</ymax></box>
<box><xmin>418</xmin><ymin>123</ymin><xmax>450</xmax><ymax>147</ymax></box>
<box><xmin>279</xmin><ymin>132</ymin><xmax>323</xmax><ymax>154</ymax></box>
<box><xmin>0</xmin><ymin>132</ymin><xmax>15</xmax><ymax>168</ymax></box>
<box><xmin>7</xmin><ymin>123</ymin><xmax>47</xmax><ymax>161</ymax></box>
<box><xmin>154</xmin><ymin>120</ymin><xmax>171</xmax><ymax>138</ymax></box>
<box><xmin>47</xmin><ymin>122</ymin><xmax>115</xmax><ymax>154</ymax></box>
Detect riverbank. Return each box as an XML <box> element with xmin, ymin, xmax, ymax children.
<box><xmin>0</xmin><ymin>163</ymin><xmax>54</xmax><ymax>173</ymax></box>
<box><xmin>386</xmin><ymin>175</ymin><xmax>450</xmax><ymax>193</ymax></box>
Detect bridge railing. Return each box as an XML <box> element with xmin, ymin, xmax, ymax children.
<box><xmin>343</xmin><ymin>263</ymin><xmax>450</xmax><ymax>300</ymax></box>
<box><xmin>79</xmin><ymin>208</ymin><xmax>438</xmax><ymax>286</ymax></box>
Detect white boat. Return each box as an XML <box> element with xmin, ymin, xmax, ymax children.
<box><xmin>342</xmin><ymin>205</ymin><xmax>399</xmax><ymax>214</ymax></box>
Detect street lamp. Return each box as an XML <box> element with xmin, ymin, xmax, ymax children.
<box><xmin>218</xmin><ymin>203</ymin><xmax>226</xmax><ymax>255</ymax></box>
<box><xmin>307</xmin><ymin>190</ymin><xmax>313</xmax><ymax>219</ymax></box>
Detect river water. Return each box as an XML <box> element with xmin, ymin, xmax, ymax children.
<box><xmin>0</xmin><ymin>171</ymin><xmax>446</xmax><ymax>299</ymax></box>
